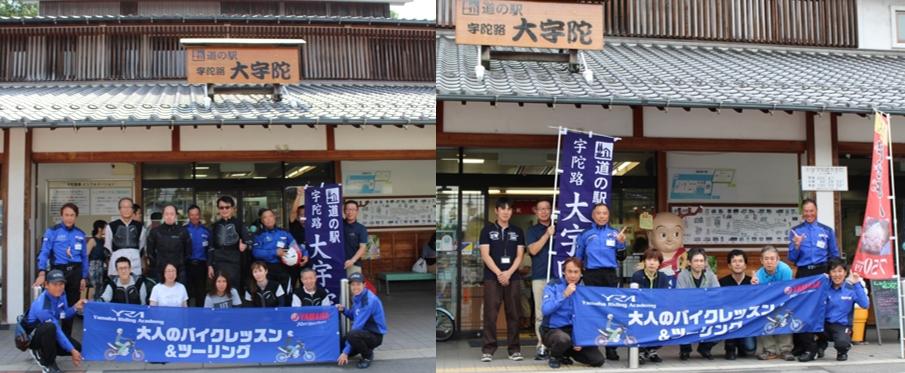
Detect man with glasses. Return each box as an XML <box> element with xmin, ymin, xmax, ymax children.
<box><xmin>525</xmin><ymin>199</ymin><xmax>555</xmax><ymax>360</ymax></box>
<box><xmin>105</xmin><ymin>197</ymin><xmax>147</xmax><ymax>278</ymax></box>
<box><xmin>208</xmin><ymin>196</ymin><xmax>253</xmax><ymax>293</ymax></box>
<box><xmin>343</xmin><ymin>200</ymin><xmax>369</xmax><ymax>277</ymax></box>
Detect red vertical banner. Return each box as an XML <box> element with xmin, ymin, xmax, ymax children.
<box><xmin>852</xmin><ymin>113</ymin><xmax>896</xmax><ymax>279</ymax></box>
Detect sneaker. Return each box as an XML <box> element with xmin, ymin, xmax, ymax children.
<box><xmin>560</xmin><ymin>356</ymin><xmax>574</xmax><ymax>365</ymax></box>
<box><xmin>548</xmin><ymin>357</ymin><xmax>561</xmax><ymax>369</ymax></box>
<box><xmin>836</xmin><ymin>352</ymin><xmax>847</xmax><ymax>361</ymax></box>
<box><xmin>535</xmin><ymin>346</ymin><xmax>548</xmax><ymax>360</ymax></box>
<box><xmin>356</xmin><ymin>358</ymin><xmax>372</xmax><ymax>369</ymax></box>
<box><xmin>648</xmin><ymin>352</ymin><xmax>662</xmax><ymax>363</ymax></box>
<box><xmin>757</xmin><ymin>352</ymin><xmax>777</xmax><ymax>360</ymax></box>
<box><xmin>817</xmin><ymin>349</ymin><xmax>825</xmax><ymax>359</ymax></box>
<box><xmin>782</xmin><ymin>352</ymin><xmax>797</xmax><ymax>361</ymax></box>
<box><xmin>47</xmin><ymin>363</ymin><xmax>63</xmax><ymax>373</ymax></box>
<box><xmin>508</xmin><ymin>352</ymin><xmax>524</xmax><ymax>361</ymax></box>
<box><xmin>480</xmin><ymin>353</ymin><xmax>492</xmax><ymax>362</ymax></box>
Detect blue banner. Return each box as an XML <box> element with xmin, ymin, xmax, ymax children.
<box><xmin>83</xmin><ymin>303</ymin><xmax>340</xmax><ymax>363</ymax></box>
<box><xmin>573</xmin><ymin>276</ymin><xmax>829</xmax><ymax>347</ymax></box>
<box><xmin>553</xmin><ymin>130</ymin><xmax>616</xmax><ymax>279</ymax></box>
<box><xmin>305</xmin><ymin>184</ymin><xmax>346</xmax><ymax>302</ymax></box>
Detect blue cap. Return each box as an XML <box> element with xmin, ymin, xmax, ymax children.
<box><xmin>46</xmin><ymin>269</ymin><xmax>66</xmax><ymax>283</ymax></box>
<box><xmin>348</xmin><ymin>272</ymin><xmax>365</xmax><ymax>283</ymax></box>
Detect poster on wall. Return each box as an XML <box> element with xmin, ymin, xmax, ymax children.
<box><xmin>47</xmin><ymin>180</ymin><xmax>134</xmax><ymax>226</ymax></box>
<box><xmin>344</xmin><ymin>171</ymin><xmax>392</xmax><ymax>195</ymax></box>
<box><xmin>669</xmin><ymin>168</ymin><xmax>737</xmax><ymax>201</ymax></box>
<box><xmin>670</xmin><ymin>205</ymin><xmax>799</xmax><ymax>245</ymax></box>
<box><xmin>356</xmin><ymin>197</ymin><xmax>435</xmax><ymax>228</ymax></box>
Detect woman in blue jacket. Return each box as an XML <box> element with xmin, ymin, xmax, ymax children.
<box><xmin>798</xmin><ymin>257</ymin><xmax>868</xmax><ymax>362</ymax></box>
<box><xmin>541</xmin><ymin>257</ymin><xmax>604</xmax><ymax>369</ymax></box>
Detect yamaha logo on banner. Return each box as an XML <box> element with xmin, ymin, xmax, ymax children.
<box><xmin>305</xmin><ymin>184</ymin><xmax>346</xmax><ymax>303</ymax></box>
<box><xmin>551</xmin><ymin>128</ymin><xmax>618</xmax><ymax>279</ymax></box>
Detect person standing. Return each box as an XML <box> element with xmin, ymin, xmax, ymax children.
<box><xmin>788</xmin><ymin>199</ymin><xmax>840</xmax><ymax>356</ymax></box>
<box><xmin>208</xmin><ymin>196</ymin><xmax>252</xmax><ymax>294</ymax></box>
<box><xmin>718</xmin><ymin>249</ymin><xmax>757</xmax><ymax>359</ymax></box>
<box><xmin>676</xmin><ymin>247</ymin><xmax>720</xmax><ymax>360</ymax></box>
<box><xmin>574</xmin><ymin>202</ymin><xmax>626</xmax><ymax>361</ymax></box>
<box><xmin>252</xmin><ymin>208</ymin><xmax>306</xmax><ymax>292</ymax></box>
<box><xmin>751</xmin><ymin>245</ymin><xmax>796</xmax><ymax>361</ymax></box>
<box><xmin>479</xmin><ymin>197</ymin><xmax>526</xmax><ymax>363</ymax></box>
<box><xmin>343</xmin><ymin>200</ymin><xmax>369</xmax><ymax>277</ymax></box>
<box><xmin>525</xmin><ymin>199</ymin><xmax>555</xmax><ymax>360</ymax></box>
<box><xmin>146</xmin><ymin>205</ymin><xmax>192</xmax><ymax>284</ymax></box>
<box><xmin>185</xmin><ymin>205</ymin><xmax>211</xmax><ymax>307</ymax></box>
<box><xmin>629</xmin><ymin>248</ymin><xmax>672</xmax><ymax>363</ymax></box>
<box><xmin>33</xmin><ymin>203</ymin><xmax>87</xmax><ymax>338</ymax></box>
<box><xmin>105</xmin><ymin>197</ymin><xmax>147</xmax><ymax>277</ymax></box>
<box><xmin>86</xmin><ymin>220</ymin><xmax>108</xmax><ymax>301</ymax></box>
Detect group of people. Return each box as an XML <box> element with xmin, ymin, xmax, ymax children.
<box><xmin>480</xmin><ymin>197</ymin><xmax>869</xmax><ymax>369</ymax></box>
<box><xmin>22</xmin><ymin>194</ymin><xmax>385</xmax><ymax>373</ymax></box>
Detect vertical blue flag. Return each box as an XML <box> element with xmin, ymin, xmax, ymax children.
<box><xmin>305</xmin><ymin>184</ymin><xmax>346</xmax><ymax>303</ymax></box>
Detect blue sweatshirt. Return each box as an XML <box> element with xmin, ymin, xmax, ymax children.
<box><xmin>253</xmin><ymin>227</ymin><xmax>299</xmax><ymax>264</ymax></box>
<box><xmin>342</xmin><ymin>289</ymin><xmax>387</xmax><ymax>354</ymax></box>
<box><xmin>185</xmin><ymin>222</ymin><xmax>211</xmax><ymax>262</ymax></box>
<box><xmin>825</xmin><ymin>281</ymin><xmax>869</xmax><ymax>326</ymax></box>
<box><xmin>37</xmin><ymin>224</ymin><xmax>88</xmax><ymax>279</ymax></box>
<box><xmin>755</xmin><ymin>261</ymin><xmax>793</xmax><ymax>284</ymax></box>
<box><xmin>788</xmin><ymin>221</ymin><xmax>840</xmax><ymax>267</ymax></box>
<box><xmin>575</xmin><ymin>224</ymin><xmax>625</xmax><ymax>270</ymax></box>
<box><xmin>26</xmin><ymin>290</ymin><xmax>77</xmax><ymax>352</ymax></box>
<box><xmin>541</xmin><ymin>278</ymin><xmax>576</xmax><ymax>329</ymax></box>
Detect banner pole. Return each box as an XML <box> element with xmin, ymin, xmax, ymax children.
<box><xmin>883</xmin><ymin>112</ymin><xmax>905</xmax><ymax>359</ymax></box>
<box><xmin>546</xmin><ymin>126</ymin><xmax>565</xmax><ymax>283</ymax></box>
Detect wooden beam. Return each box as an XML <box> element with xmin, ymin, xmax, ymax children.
<box><xmin>438</xmin><ymin>132</ymin><xmax>806</xmax><ymax>153</ymax></box>
<box><xmin>134</xmin><ymin>162</ymin><xmax>142</xmax><ymax>212</ymax></box>
<box><xmin>22</xmin><ymin>129</ymin><xmax>32</xmax><ymax>315</ymax></box>
<box><xmin>326</xmin><ymin>125</ymin><xmax>336</xmax><ymax>151</ymax></box>
<box><xmin>171</xmin><ymin>126</ymin><xmax>180</xmax><ymax>152</ymax></box>
<box><xmin>806</xmin><ymin>112</ymin><xmax>816</xmax><ymax>166</ymax></box>
<box><xmin>656</xmin><ymin>151</ymin><xmax>667</xmax><ymax>211</ymax></box>
<box><xmin>1</xmin><ymin>129</ymin><xmax>8</xmax><ymax>322</ymax></box>
<box><xmin>31</xmin><ymin>150</ymin><xmax>437</xmax><ymax>163</ymax></box>
<box><xmin>838</xmin><ymin>142</ymin><xmax>905</xmax><ymax>156</ymax></box>
<box><xmin>831</xmin><ymin>113</ymin><xmax>842</xmax><ymax>256</ymax></box>
<box><xmin>632</xmin><ymin>105</ymin><xmax>643</xmax><ymax>138</ymax></box>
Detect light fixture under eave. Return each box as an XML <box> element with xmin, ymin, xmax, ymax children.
<box><xmin>195</xmin><ymin>174</ymin><xmax>209</xmax><ymax>178</ymax></box>
<box><xmin>287</xmin><ymin>165</ymin><xmax>316</xmax><ymax>178</ymax></box>
<box><xmin>194</xmin><ymin>166</ymin><xmax>210</xmax><ymax>170</ymax></box>
<box><xmin>488</xmin><ymin>188</ymin><xmax>560</xmax><ymax>196</ymax></box>
<box><xmin>612</xmin><ymin>161</ymin><xmax>640</xmax><ymax>176</ymax></box>
<box><xmin>439</xmin><ymin>158</ymin><xmax>485</xmax><ymax>164</ymax></box>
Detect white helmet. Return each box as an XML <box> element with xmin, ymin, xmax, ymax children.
<box><xmin>281</xmin><ymin>246</ymin><xmax>300</xmax><ymax>267</ymax></box>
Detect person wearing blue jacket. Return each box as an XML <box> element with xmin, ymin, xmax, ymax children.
<box><xmin>252</xmin><ymin>208</ymin><xmax>307</xmax><ymax>293</ymax></box>
<box><xmin>799</xmin><ymin>258</ymin><xmax>869</xmax><ymax>362</ymax></box>
<box><xmin>32</xmin><ymin>203</ymin><xmax>88</xmax><ymax>338</ymax></box>
<box><xmin>25</xmin><ymin>270</ymin><xmax>85</xmax><ymax>373</ymax></box>
<box><xmin>574</xmin><ymin>202</ymin><xmax>626</xmax><ymax>361</ymax></box>
<box><xmin>185</xmin><ymin>205</ymin><xmax>211</xmax><ymax>307</ymax></box>
<box><xmin>337</xmin><ymin>272</ymin><xmax>386</xmax><ymax>369</ymax></box>
<box><xmin>541</xmin><ymin>257</ymin><xmax>604</xmax><ymax>369</ymax></box>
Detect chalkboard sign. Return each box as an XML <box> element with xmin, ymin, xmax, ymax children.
<box><xmin>669</xmin><ymin>204</ymin><xmax>800</xmax><ymax>246</ymax></box>
<box><xmin>871</xmin><ymin>278</ymin><xmax>902</xmax><ymax>331</ymax></box>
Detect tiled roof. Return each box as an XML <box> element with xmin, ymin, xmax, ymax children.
<box><xmin>0</xmin><ymin>14</ymin><xmax>435</xmax><ymax>26</ymax></box>
<box><xmin>437</xmin><ymin>34</ymin><xmax>905</xmax><ymax>114</ymax></box>
<box><xmin>0</xmin><ymin>81</ymin><xmax>435</xmax><ymax>127</ymax></box>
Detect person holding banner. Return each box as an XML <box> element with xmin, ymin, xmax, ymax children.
<box><xmin>98</xmin><ymin>257</ymin><xmax>151</xmax><ymax>305</ymax></box>
<box><xmin>252</xmin><ymin>208</ymin><xmax>306</xmax><ymax>293</ymax></box>
<box><xmin>33</xmin><ymin>203</ymin><xmax>88</xmax><ymax>338</ymax></box>
<box><xmin>751</xmin><ymin>245</ymin><xmax>796</xmax><ymax>361</ymax></box>
<box><xmin>105</xmin><ymin>197</ymin><xmax>147</xmax><ymax>278</ymax></box>
<box><xmin>343</xmin><ymin>200</ymin><xmax>369</xmax><ymax>277</ymax></box>
<box><xmin>479</xmin><ymin>197</ymin><xmax>526</xmax><ymax>363</ymax></box>
<box><xmin>149</xmin><ymin>263</ymin><xmax>188</xmax><ymax>307</ymax></box>
<box><xmin>676</xmin><ymin>247</ymin><xmax>720</xmax><ymax>360</ymax></box>
<box><xmin>574</xmin><ymin>202</ymin><xmax>626</xmax><ymax>361</ymax></box>
<box><xmin>525</xmin><ymin>199</ymin><xmax>555</xmax><ymax>360</ymax></box>
<box><xmin>244</xmin><ymin>261</ymin><xmax>286</xmax><ymax>307</ymax></box>
<box><xmin>798</xmin><ymin>258</ymin><xmax>869</xmax><ymax>362</ymax></box>
<box><xmin>185</xmin><ymin>205</ymin><xmax>211</xmax><ymax>307</ymax></box>
<box><xmin>291</xmin><ymin>268</ymin><xmax>332</xmax><ymax>306</ymax></box>
<box><xmin>718</xmin><ymin>250</ymin><xmax>757</xmax><ymax>360</ymax></box>
<box><xmin>629</xmin><ymin>248</ymin><xmax>672</xmax><ymax>364</ymax></box>
<box><xmin>203</xmin><ymin>270</ymin><xmax>243</xmax><ymax>309</ymax></box>
<box><xmin>541</xmin><ymin>257</ymin><xmax>605</xmax><ymax>369</ymax></box>
<box><xmin>337</xmin><ymin>272</ymin><xmax>387</xmax><ymax>369</ymax></box>
<box><xmin>146</xmin><ymin>205</ymin><xmax>192</xmax><ymax>285</ymax></box>
<box><xmin>25</xmin><ymin>269</ymin><xmax>85</xmax><ymax>373</ymax></box>
<box><xmin>209</xmin><ymin>196</ymin><xmax>253</xmax><ymax>295</ymax></box>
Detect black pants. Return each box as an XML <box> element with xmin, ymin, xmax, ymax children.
<box><xmin>346</xmin><ymin>330</ymin><xmax>383</xmax><ymax>360</ymax></box>
<box><xmin>802</xmin><ymin>322</ymin><xmax>852</xmax><ymax>354</ymax></box>
<box><xmin>287</xmin><ymin>264</ymin><xmax>301</xmax><ymax>291</ymax></box>
<box><xmin>680</xmin><ymin>342</ymin><xmax>715</xmax><ymax>355</ymax></box>
<box><xmin>482</xmin><ymin>279</ymin><xmax>521</xmax><ymax>355</ymax></box>
<box><xmin>542</xmin><ymin>326</ymin><xmax>604</xmax><ymax>367</ymax></box>
<box><xmin>583</xmin><ymin>268</ymin><xmax>619</xmax><ymax>357</ymax></box>
<box><xmin>267</xmin><ymin>262</ymin><xmax>292</xmax><ymax>292</ymax></box>
<box><xmin>29</xmin><ymin>323</ymin><xmax>81</xmax><ymax>367</ymax></box>
<box><xmin>793</xmin><ymin>263</ymin><xmax>827</xmax><ymax>354</ymax></box>
<box><xmin>213</xmin><ymin>259</ymin><xmax>242</xmax><ymax>294</ymax></box>
<box><xmin>187</xmin><ymin>260</ymin><xmax>208</xmax><ymax>307</ymax></box>
<box><xmin>51</xmin><ymin>264</ymin><xmax>82</xmax><ymax>337</ymax></box>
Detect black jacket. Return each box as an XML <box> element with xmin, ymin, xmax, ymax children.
<box><xmin>147</xmin><ymin>222</ymin><xmax>192</xmax><ymax>273</ymax></box>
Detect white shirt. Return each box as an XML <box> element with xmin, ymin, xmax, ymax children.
<box><xmin>150</xmin><ymin>282</ymin><xmax>188</xmax><ymax>307</ymax></box>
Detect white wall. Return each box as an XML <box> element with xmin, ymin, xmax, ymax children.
<box><xmin>645</xmin><ymin>108</ymin><xmax>806</xmax><ymax>140</ymax></box>
<box><xmin>340</xmin><ymin>160</ymin><xmax>435</xmax><ymax>197</ymax></box>
<box><xmin>858</xmin><ymin>0</ymin><xmax>905</xmax><ymax>50</ymax></box>
<box><xmin>334</xmin><ymin>126</ymin><xmax>435</xmax><ymax>150</ymax></box>
<box><xmin>180</xmin><ymin>126</ymin><xmax>327</xmax><ymax>151</ymax></box>
<box><xmin>6</xmin><ymin>129</ymin><xmax>26</xmax><ymax>323</ymax></box>
<box><xmin>443</xmin><ymin>102</ymin><xmax>633</xmax><ymax>136</ymax></box>
<box><xmin>35</xmin><ymin>163</ymin><xmax>135</xmax><ymax>235</ymax></box>
<box><xmin>32</xmin><ymin>127</ymin><xmax>172</xmax><ymax>152</ymax></box>
<box><xmin>667</xmin><ymin>152</ymin><xmax>800</xmax><ymax>204</ymax></box>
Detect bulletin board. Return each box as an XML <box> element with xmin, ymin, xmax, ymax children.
<box><xmin>355</xmin><ymin>196</ymin><xmax>436</xmax><ymax>228</ymax></box>
<box><xmin>46</xmin><ymin>179</ymin><xmax>134</xmax><ymax>231</ymax></box>
<box><xmin>669</xmin><ymin>204</ymin><xmax>800</xmax><ymax>246</ymax></box>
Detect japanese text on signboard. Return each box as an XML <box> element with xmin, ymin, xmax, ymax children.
<box><xmin>455</xmin><ymin>0</ymin><xmax>604</xmax><ymax>50</ymax></box>
<box><xmin>186</xmin><ymin>47</ymin><xmax>300</xmax><ymax>84</ymax></box>
<box><xmin>305</xmin><ymin>184</ymin><xmax>346</xmax><ymax>300</ymax></box>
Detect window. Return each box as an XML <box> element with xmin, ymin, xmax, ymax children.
<box><xmin>893</xmin><ymin>8</ymin><xmax>905</xmax><ymax>48</ymax></box>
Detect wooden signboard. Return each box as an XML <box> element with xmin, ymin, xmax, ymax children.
<box><xmin>454</xmin><ymin>0</ymin><xmax>604</xmax><ymax>50</ymax></box>
<box><xmin>184</xmin><ymin>41</ymin><xmax>302</xmax><ymax>84</ymax></box>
